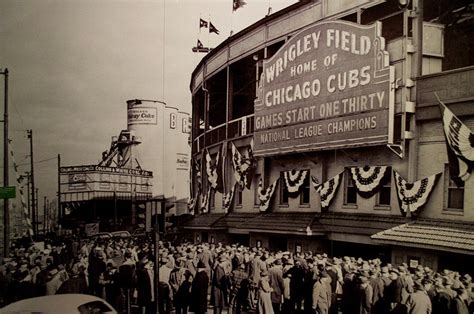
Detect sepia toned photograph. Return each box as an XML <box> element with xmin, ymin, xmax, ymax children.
<box><xmin>1</xmin><ymin>0</ymin><xmax>473</xmax><ymax>313</ymax></box>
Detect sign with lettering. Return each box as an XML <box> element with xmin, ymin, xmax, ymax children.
<box><xmin>60</xmin><ymin>165</ymin><xmax>153</xmax><ymax>177</ymax></box>
<box><xmin>254</xmin><ymin>21</ymin><xmax>394</xmax><ymax>156</ymax></box>
<box><xmin>68</xmin><ymin>173</ymin><xmax>86</xmax><ymax>190</ymax></box>
<box><xmin>128</xmin><ymin>107</ymin><xmax>157</xmax><ymax>125</ymax></box>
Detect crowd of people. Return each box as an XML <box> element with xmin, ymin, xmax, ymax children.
<box><xmin>0</xmin><ymin>233</ymin><xmax>473</xmax><ymax>314</ymax></box>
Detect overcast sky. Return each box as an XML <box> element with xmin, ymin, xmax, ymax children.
<box><xmin>0</xmin><ymin>0</ymin><xmax>297</xmax><ymax>206</ymax></box>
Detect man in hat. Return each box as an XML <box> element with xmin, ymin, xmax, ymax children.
<box><xmin>170</xmin><ymin>257</ymin><xmax>193</xmax><ymax>314</ymax></box>
<box><xmin>369</xmin><ymin>269</ymin><xmax>385</xmax><ymax>307</ymax></box>
<box><xmin>405</xmin><ymin>279</ymin><xmax>432</xmax><ymax>314</ymax></box>
<box><xmin>355</xmin><ymin>274</ymin><xmax>373</xmax><ymax>314</ymax></box>
<box><xmin>191</xmin><ymin>261</ymin><xmax>209</xmax><ymax>314</ymax></box>
<box><xmin>432</xmin><ymin>280</ymin><xmax>452</xmax><ymax>314</ymax></box>
<box><xmin>268</xmin><ymin>258</ymin><xmax>285</xmax><ymax>314</ymax></box>
<box><xmin>385</xmin><ymin>269</ymin><xmax>403</xmax><ymax>306</ymax></box>
<box><xmin>288</xmin><ymin>258</ymin><xmax>305</xmax><ymax>313</ymax></box>
<box><xmin>56</xmin><ymin>265</ymin><xmax>88</xmax><ymax>295</ymax></box>
<box><xmin>211</xmin><ymin>255</ymin><xmax>228</xmax><ymax>314</ymax></box>
<box><xmin>229</xmin><ymin>262</ymin><xmax>250</xmax><ymax>314</ymax></box>
<box><xmin>136</xmin><ymin>257</ymin><xmax>155</xmax><ymax>314</ymax></box>
<box><xmin>45</xmin><ymin>268</ymin><xmax>63</xmax><ymax>295</ymax></box>
<box><xmin>312</xmin><ymin>271</ymin><xmax>332</xmax><ymax>314</ymax></box>
<box><xmin>452</xmin><ymin>287</ymin><xmax>470</xmax><ymax>314</ymax></box>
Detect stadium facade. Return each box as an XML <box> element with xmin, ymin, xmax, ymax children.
<box><xmin>184</xmin><ymin>0</ymin><xmax>474</xmax><ymax>274</ymax></box>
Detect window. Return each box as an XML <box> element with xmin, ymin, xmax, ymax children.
<box><xmin>377</xmin><ymin>171</ymin><xmax>392</xmax><ymax>206</ymax></box>
<box><xmin>300</xmin><ymin>172</ymin><xmax>310</xmax><ymax>205</ymax></box>
<box><xmin>279</xmin><ymin>172</ymin><xmax>289</xmax><ymax>205</ymax></box>
<box><xmin>209</xmin><ymin>189</ymin><xmax>215</xmax><ymax>210</ymax></box>
<box><xmin>344</xmin><ymin>169</ymin><xmax>357</xmax><ymax>205</ymax></box>
<box><xmin>445</xmin><ymin>164</ymin><xmax>464</xmax><ymax>211</ymax></box>
<box><xmin>236</xmin><ymin>185</ymin><xmax>243</xmax><ymax>207</ymax></box>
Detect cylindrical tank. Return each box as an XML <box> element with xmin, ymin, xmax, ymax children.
<box><xmin>127</xmin><ymin>99</ymin><xmax>165</xmax><ymax>197</ymax></box>
<box><xmin>126</xmin><ymin>100</ymin><xmax>190</xmax><ymax>206</ymax></box>
<box><xmin>175</xmin><ymin>111</ymin><xmax>191</xmax><ymax>214</ymax></box>
<box><xmin>163</xmin><ymin>105</ymin><xmax>179</xmax><ymax>200</ymax></box>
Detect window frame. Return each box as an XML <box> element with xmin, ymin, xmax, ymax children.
<box><xmin>344</xmin><ymin>168</ymin><xmax>358</xmax><ymax>206</ymax></box>
<box><xmin>279</xmin><ymin>172</ymin><xmax>289</xmax><ymax>206</ymax></box>
<box><xmin>376</xmin><ymin>171</ymin><xmax>392</xmax><ymax>208</ymax></box>
<box><xmin>299</xmin><ymin>170</ymin><xmax>311</xmax><ymax>206</ymax></box>
<box><xmin>444</xmin><ymin>164</ymin><xmax>464</xmax><ymax>212</ymax></box>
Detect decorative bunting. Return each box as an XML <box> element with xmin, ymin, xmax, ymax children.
<box><xmin>233</xmin><ymin>0</ymin><xmax>247</xmax><ymax>11</ymax></box>
<box><xmin>188</xmin><ymin>193</ymin><xmax>198</xmax><ymax>215</ymax></box>
<box><xmin>209</xmin><ymin>22</ymin><xmax>220</xmax><ymax>35</ymax></box>
<box><xmin>311</xmin><ymin>172</ymin><xmax>343</xmax><ymax>211</ymax></box>
<box><xmin>200</xmin><ymin>187</ymin><xmax>212</xmax><ymax>213</ymax></box>
<box><xmin>230</xmin><ymin>141</ymin><xmax>256</xmax><ymax>189</ymax></box>
<box><xmin>283</xmin><ymin>169</ymin><xmax>308</xmax><ymax>194</ymax></box>
<box><xmin>223</xmin><ymin>184</ymin><xmax>236</xmax><ymax>214</ymax></box>
<box><xmin>205</xmin><ymin>148</ymin><xmax>223</xmax><ymax>192</ymax></box>
<box><xmin>437</xmin><ymin>94</ymin><xmax>474</xmax><ymax>186</ymax></box>
<box><xmin>191</xmin><ymin>157</ymin><xmax>202</xmax><ymax>195</ymax></box>
<box><xmin>9</xmin><ymin>140</ymin><xmax>34</xmax><ymax>237</ymax></box>
<box><xmin>257</xmin><ymin>177</ymin><xmax>279</xmax><ymax>212</ymax></box>
<box><xmin>350</xmin><ymin>166</ymin><xmax>390</xmax><ymax>198</ymax></box>
<box><xmin>393</xmin><ymin>171</ymin><xmax>441</xmax><ymax>216</ymax></box>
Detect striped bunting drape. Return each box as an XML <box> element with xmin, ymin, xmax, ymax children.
<box><xmin>283</xmin><ymin>169</ymin><xmax>308</xmax><ymax>194</ymax></box>
<box><xmin>223</xmin><ymin>183</ymin><xmax>236</xmax><ymax>214</ymax></box>
<box><xmin>393</xmin><ymin>170</ymin><xmax>441</xmax><ymax>216</ymax></box>
<box><xmin>311</xmin><ymin>172</ymin><xmax>343</xmax><ymax>211</ymax></box>
<box><xmin>350</xmin><ymin>166</ymin><xmax>390</xmax><ymax>198</ymax></box>
<box><xmin>257</xmin><ymin>177</ymin><xmax>279</xmax><ymax>212</ymax></box>
<box><xmin>437</xmin><ymin>94</ymin><xmax>474</xmax><ymax>186</ymax></box>
<box><xmin>200</xmin><ymin>187</ymin><xmax>211</xmax><ymax>213</ymax></box>
<box><xmin>9</xmin><ymin>140</ymin><xmax>34</xmax><ymax>236</ymax></box>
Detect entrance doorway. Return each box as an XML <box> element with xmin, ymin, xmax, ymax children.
<box><xmin>269</xmin><ymin>235</ymin><xmax>288</xmax><ymax>252</ymax></box>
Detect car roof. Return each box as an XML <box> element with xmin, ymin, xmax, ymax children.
<box><xmin>111</xmin><ymin>231</ymin><xmax>130</xmax><ymax>235</ymax></box>
<box><xmin>1</xmin><ymin>294</ymin><xmax>116</xmax><ymax>313</ymax></box>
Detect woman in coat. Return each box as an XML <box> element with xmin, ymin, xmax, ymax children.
<box><xmin>258</xmin><ymin>271</ymin><xmax>274</xmax><ymax>314</ymax></box>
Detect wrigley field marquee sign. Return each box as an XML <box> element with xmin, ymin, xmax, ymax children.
<box><xmin>254</xmin><ymin>21</ymin><xmax>395</xmax><ymax>156</ymax></box>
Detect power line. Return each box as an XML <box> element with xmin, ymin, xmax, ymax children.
<box><xmin>0</xmin><ymin>156</ymin><xmax>57</xmax><ymax>169</ymax></box>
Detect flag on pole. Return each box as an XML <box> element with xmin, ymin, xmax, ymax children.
<box><xmin>436</xmin><ymin>93</ymin><xmax>474</xmax><ymax>185</ymax></box>
<box><xmin>233</xmin><ymin>0</ymin><xmax>247</xmax><ymax>11</ymax></box>
<box><xmin>209</xmin><ymin>22</ymin><xmax>220</xmax><ymax>34</ymax></box>
<box><xmin>199</xmin><ymin>18</ymin><xmax>208</xmax><ymax>28</ymax></box>
<box><xmin>197</xmin><ymin>39</ymin><xmax>204</xmax><ymax>49</ymax></box>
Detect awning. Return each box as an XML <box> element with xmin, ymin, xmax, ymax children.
<box><xmin>319</xmin><ymin>212</ymin><xmax>408</xmax><ymax>236</ymax></box>
<box><xmin>182</xmin><ymin>213</ymin><xmax>226</xmax><ymax>230</ymax></box>
<box><xmin>238</xmin><ymin>212</ymin><xmax>325</xmax><ymax>236</ymax></box>
<box><xmin>371</xmin><ymin>220</ymin><xmax>474</xmax><ymax>256</ymax></box>
<box><xmin>212</xmin><ymin>212</ymin><xmax>259</xmax><ymax>230</ymax></box>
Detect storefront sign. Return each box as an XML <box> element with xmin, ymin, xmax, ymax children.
<box><xmin>254</xmin><ymin>21</ymin><xmax>394</xmax><ymax>156</ymax></box>
<box><xmin>127</xmin><ymin>107</ymin><xmax>158</xmax><ymax>125</ymax></box>
<box><xmin>60</xmin><ymin>165</ymin><xmax>153</xmax><ymax>177</ymax></box>
<box><xmin>68</xmin><ymin>173</ymin><xmax>86</xmax><ymax>190</ymax></box>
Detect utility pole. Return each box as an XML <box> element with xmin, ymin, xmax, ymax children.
<box><xmin>35</xmin><ymin>188</ymin><xmax>38</xmax><ymax>233</ymax></box>
<box><xmin>2</xmin><ymin>68</ymin><xmax>9</xmax><ymax>257</ymax></box>
<box><xmin>27</xmin><ymin>130</ymin><xmax>36</xmax><ymax>234</ymax></box>
<box><xmin>57</xmin><ymin>154</ymin><xmax>61</xmax><ymax>225</ymax></box>
<box><xmin>43</xmin><ymin>196</ymin><xmax>47</xmax><ymax>235</ymax></box>
<box><xmin>25</xmin><ymin>172</ymin><xmax>30</xmax><ymax>218</ymax></box>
